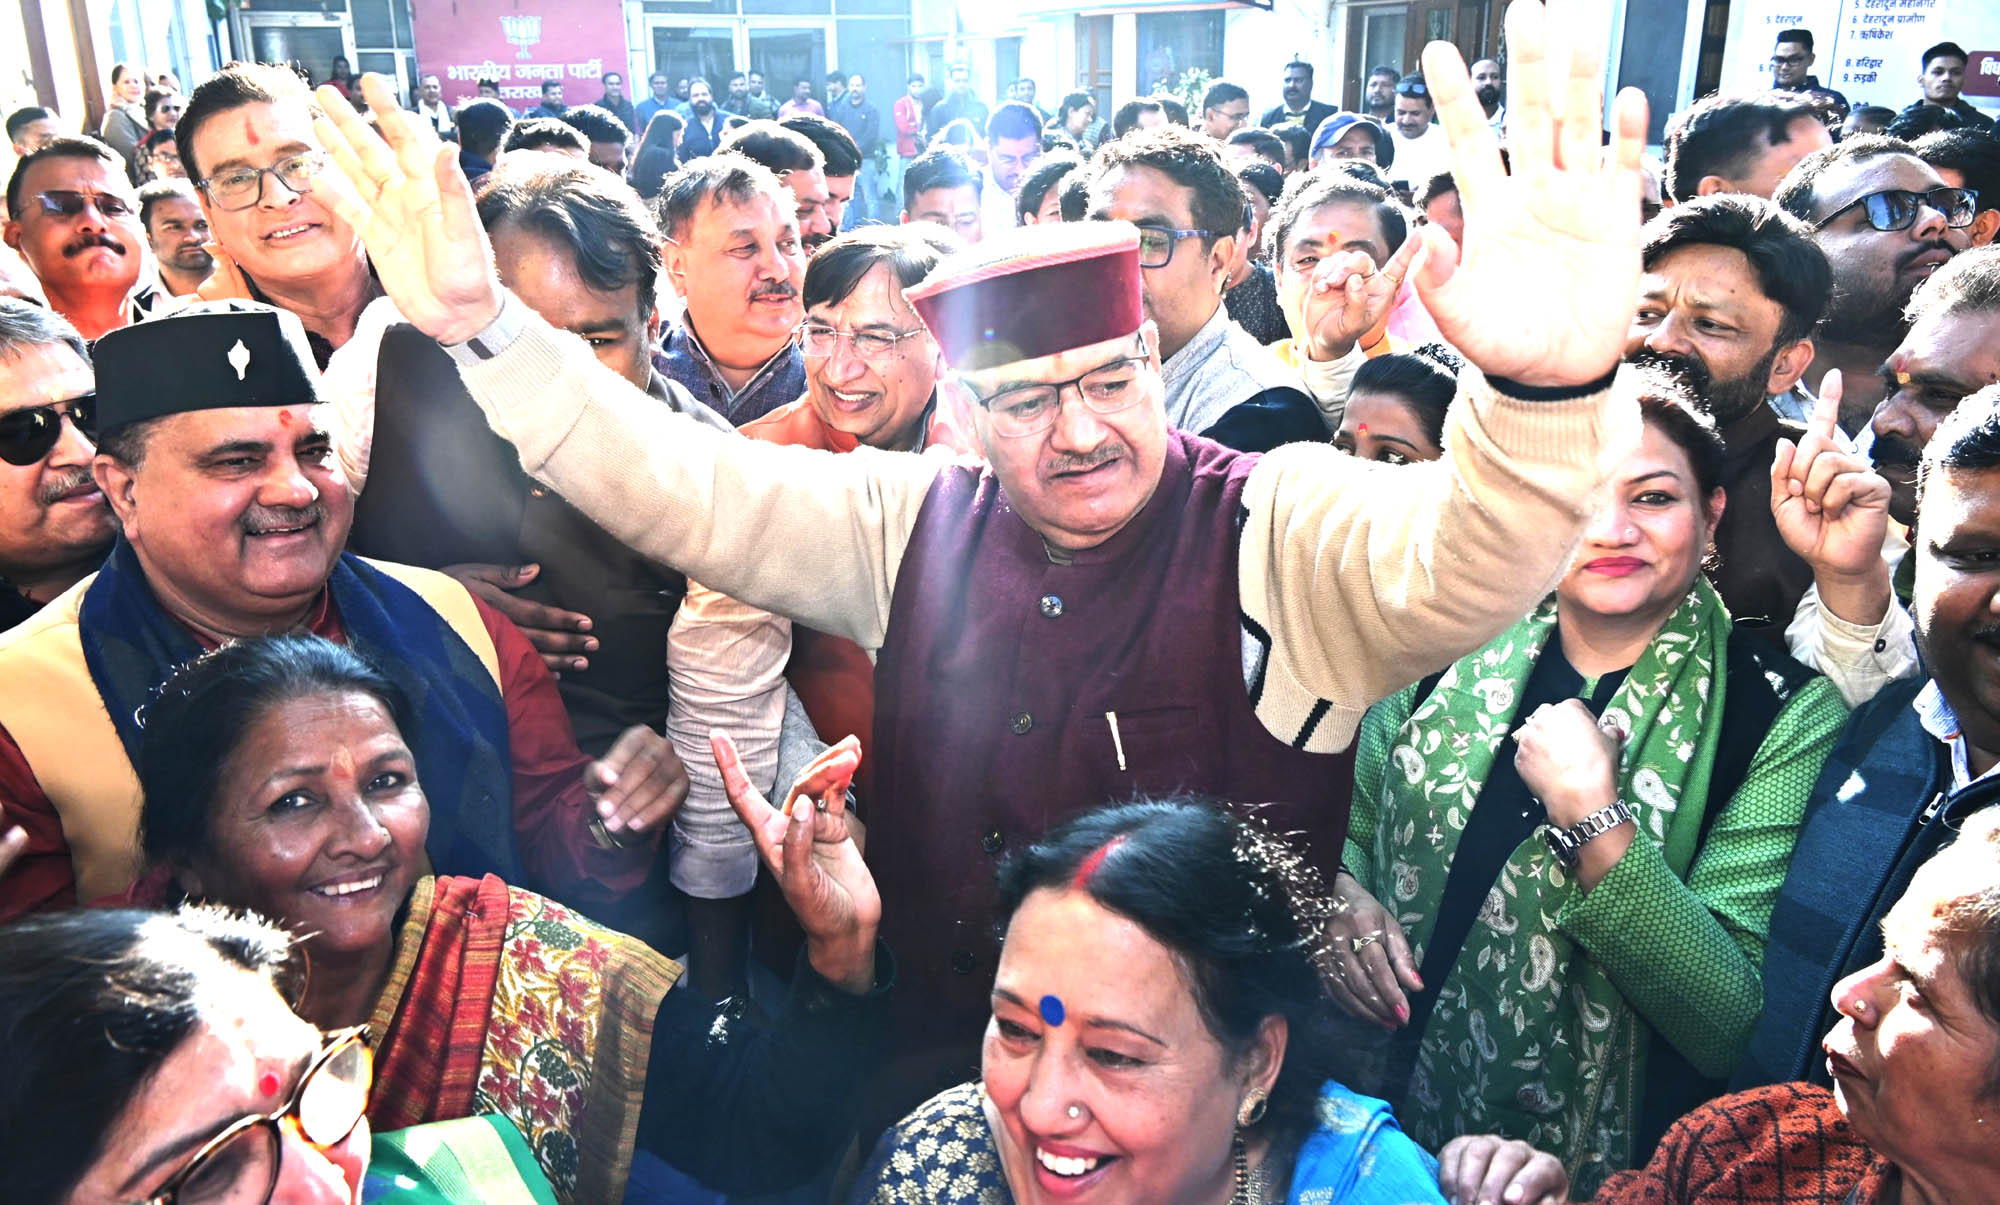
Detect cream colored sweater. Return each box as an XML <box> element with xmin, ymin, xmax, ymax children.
<box><xmin>454</xmin><ymin>296</ymin><xmax>1640</xmax><ymax>754</ymax></box>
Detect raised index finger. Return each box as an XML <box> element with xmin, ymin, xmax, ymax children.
<box><xmin>1809</xmin><ymin>369</ymin><xmax>1844</xmax><ymax>445</ymax></box>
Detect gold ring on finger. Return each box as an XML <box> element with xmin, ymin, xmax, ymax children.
<box><xmin>1351</xmin><ymin>932</ymin><xmax>1382</xmax><ymax>953</ymax></box>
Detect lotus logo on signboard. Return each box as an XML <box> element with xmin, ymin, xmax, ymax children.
<box><xmin>501</xmin><ymin>15</ymin><xmax>542</xmax><ymax>60</ymax></box>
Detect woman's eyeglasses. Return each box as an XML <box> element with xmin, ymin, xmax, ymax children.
<box><xmin>1816</xmin><ymin>186</ymin><xmax>1980</xmax><ymax>232</ymax></box>
<box><xmin>138</xmin><ymin>1025</ymin><xmax>372</xmax><ymax>1205</ymax></box>
<box><xmin>0</xmin><ymin>395</ymin><xmax>94</xmax><ymax>466</ymax></box>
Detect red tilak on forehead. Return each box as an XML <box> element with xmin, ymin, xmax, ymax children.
<box><xmin>243</xmin><ymin>114</ymin><xmax>261</xmax><ymax>146</ymax></box>
<box><xmin>258</xmin><ymin>1070</ymin><xmax>282</xmax><ymax>1099</ymax></box>
<box><xmin>1072</xmin><ymin>834</ymin><xmax>1129</xmax><ymax>890</ymax></box>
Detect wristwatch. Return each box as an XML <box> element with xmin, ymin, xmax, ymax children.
<box><xmin>1542</xmin><ymin>800</ymin><xmax>1635</xmax><ymax>868</ymax></box>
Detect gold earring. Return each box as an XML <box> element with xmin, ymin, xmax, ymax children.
<box><xmin>1237</xmin><ymin>1091</ymin><xmax>1268</xmax><ymax>1128</ymax></box>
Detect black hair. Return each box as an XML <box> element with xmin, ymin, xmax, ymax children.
<box><xmin>455</xmin><ymin>98</ymin><xmax>514</xmax><ymax>161</ymax></box>
<box><xmin>903</xmin><ymin>148</ymin><xmax>981</xmax><ymax>211</ymax></box>
<box><xmin>1109</xmin><ymin>96</ymin><xmax>1165</xmax><ymax>141</ymax></box>
<box><xmin>1348</xmin><ymin>343</ymin><xmax>1461</xmax><ymax>449</ymax></box>
<box><xmin>477</xmin><ymin>78</ymin><xmax>501</xmax><ymax>93</ymax></box>
<box><xmin>1662</xmin><ymin>92</ymin><xmax>1822</xmax><ymax>202</ymax></box>
<box><xmin>0</xmin><ymin>906</ymin><xmax>300</xmax><ymax>1205</ymax></box>
<box><xmin>5</xmin><ymin>106</ymin><xmax>52</xmax><ymax>144</ymax></box>
<box><xmin>994</xmin><ymin>798</ymin><xmax>1348</xmax><ymax>1143</ymax></box>
<box><xmin>1327</xmin><ymin>158</ymin><xmax>1391</xmax><ymax>187</ymax></box>
<box><xmin>908</xmin><ymin>73</ymin><xmax>927</xmax><ymax>88</ymax></box>
<box><xmin>781</xmin><ymin>113</ymin><xmax>861</xmax><ymax>177</ymax></box>
<box><xmin>0</xmin><ymin>296</ymin><xmax>86</xmax><ymax>364</ymax></box>
<box><xmin>720</xmin><ymin>119</ymin><xmax>824</xmax><ymax>176</ymax></box>
<box><xmin>1773</xmin><ymin>133</ymin><xmax>1918</xmax><ymax>223</ymax></box>
<box><xmin>803</xmin><ymin>223</ymin><xmax>959</xmax><ymax>312</ymax></box>
<box><xmin>1270</xmin><ymin>121</ymin><xmax>1310</xmax><ymax>170</ymax></box>
<box><xmin>1905</xmin><ymin>245</ymin><xmax>2000</xmax><ymax>329</ymax></box>
<box><xmin>1042</xmin><ymin>132</ymin><xmax>1078</xmax><ymax>155</ymax></box>
<box><xmin>1630</xmin><ymin>364</ymin><xmax>1728</xmax><ymax>504</ymax></box>
<box><xmin>1056</xmin><ymin>91</ymin><xmax>1096</xmax><ymax>127</ymax></box>
<box><xmin>1227</xmin><ymin>127</ymin><xmax>1288</xmax><ymax>171</ymax></box>
<box><xmin>1776</xmin><ymin>28</ymin><xmax>1813</xmax><ymax>52</ymax></box>
<box><xmin>478</xmin><ymin>153</ymin><xmax>667</xmax><ymax>319</ymax></box>
<box><xmin>1849</xmin><ymin>105</ymin><xmax>1897</xmax><ymax>130</ymax></box>
<box><xmin>639</xmin><ymin>109</ymin><xmax>685</xmax><ymax>153</ymax></box>
<box><xmin>1915</xmin><ymin>129</ymin><xmax>2000</xmax><ymax>218</ymax></box>
<box><xmin>1367</xmin><ymin>65</ymin><xmax>1399</xmax><ymax>83</ymax></box>
<box><xmin>1236</xmin><ymin>160</ymin><xmax>1283</xmax><ymax>206</ymax></box>
<box><xmin>177</xmin><ymin>62</ymin><xmax>310</xmax><ymax>182</ymax></box>
<box><xmin>503</xmin><ymin>117</ymin><xmax>589</xmax><ymax>156</ymax></box>
<box><xmin>1887</xmin><ymin>105</ymin><xmax>1966</xmax><ymax>141</ymax></box>
<box><xmin>1202</xmin><ymin>80</ymin><xmax>1250</xmax><ymax>113</ymax></box>
<box><xmin>5</xmin><ymin>134</ymin><xmax>124</xmax><ymax>220</ymax></box>
<box><xmin>1014</xmin><ymin>153</ymin><xmax>1083</xmax><ymax>224</ymax></box>
<box><xmin>109</xmin><ymin>62</ymin><xmax>138</xmax><ymax>88</ymax></box>
<box><xmin>986</xmin><ymin>101</ymin><xmax>1042</xmax><ymax>145</ymax></box>
<box><xmin>561</xmin><ymin>103</ymin><xmax>631</xmax><ymax>147</ymax></box>
<box><xmin>144</xmin><ymin>88</ymin><xmax>179</xmax><ymax>125</ymax></box>
<box><xmin>1286</xmin><ymin>60</ymin><xmax>1317</xmax><ymax>79</ymax></box>
<box><xmin>1922</xmin><ymin>41</ymin><xmax>1968</xmax><ymax>71</ymax></box>
<box><xmin>541</xmin><ymin>80</ymin><xmax>563</xmax><ymax>96</ymax></box>
<box><xmin>655</xmin><ymin>153</ymin><xmax>790</xmax><ymax>242</ymax></box>
<box><xmin>1414</xmin><ymin>170</ymin><xmax>1456</xmax><ymax>209</ymax></box>
<box><xmin>1640</xmin><ymin>193</ymin><xmax>1830</xmax><ymax>347</ymax></box>
<box><xmin>1159</xmin><ymin>96</ymin><xmax>1189</xmax><ymax>126</ymax></box>
<box><xmin>1058</xmin><ymin>171</ymin><xmax>1090</xmax><ymax>222</ymax></box>
<box><xmin>1090</xmin><ymin>124</ymin><xmax>1248</xmax><ymax>241</ymax></box>
<box><xmin>137</xmin><ymin>178</ymin><xmax>200</xmax><ymax>232</ymax></box>
<box><xmin>1264</xmin><ymin>169</ymin><xmax>1407</xmax><ymax>264</ymax></box>
<box><xmin>139</xmin><ymin>126</ymin><xmax>177</xmax><ymax>159</ymax></box>
<box><xmin>138</xmin><ymin>636</ymin><xmax>412</xmax><ymax>872</ymax></box>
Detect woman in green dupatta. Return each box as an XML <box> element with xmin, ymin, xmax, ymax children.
<box><xmin>1333</xmin><ymin>383</ymin><xmax>1848</xmax><ymax>1194</ymax></box>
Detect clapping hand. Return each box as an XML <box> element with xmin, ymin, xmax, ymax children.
<box><xmin>1411</xmin><ymin>0</ymin><xmax>1648</xmax><ymax>388</ymax></box>
<box><xmin>311</xmin><ymin>74</ymin><xmax>505</xmax><ymax>345</ymax></box>
<box><xmin>1771</xmin><ymin>372</ymin><xmax>1895</xmax><ymax>625</ymax></box>
<box><xmin>713</xmin><ymin>731</ymin><xmax>881</xmax><ymax>994</ymax></box>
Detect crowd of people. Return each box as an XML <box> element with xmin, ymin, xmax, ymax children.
<box><xmin>2</xmin><ymin>2</ymin><xmax>2000</xmax><ymax>1202</ymax></box>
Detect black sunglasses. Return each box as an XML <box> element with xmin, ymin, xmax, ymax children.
<box><xmin>0</xmin><ymin>394</ymin><xmax>95</xmax><ymax>466</ymax></box>
<box><xmin>1816</xmin><ymin>186</ymin><xmax>1979</xmax><ymax>232</ymax></box>
<box><xmin>30</xmin><ymin>189</ymin><xmax>134</xmax><ymax>220</ymax></box>
<box><xmin>1395</xmin><ymin>79</ymin><xmax>1429</xmax><ymax>97</ymax></box>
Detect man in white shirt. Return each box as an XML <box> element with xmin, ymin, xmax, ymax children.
<box><xmin>1388</xmin><ymin>75</ymin><xmax>1451</xmax><ymax>190</ymax></box>
<box><xmin>411</xmin><ymin>73</ymin><xmax>452</xmax><ymax>136</ymax></box>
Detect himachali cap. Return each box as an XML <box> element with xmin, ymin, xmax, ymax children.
<box><xmin>905</xmin><ymin>221</ymin><xmax>1146</xmax><ymax>372</ymax></box>
<box><xmin>92</xmin><ymin>300</ymin><xmax>319</xmax><ymax>432</ymax></box>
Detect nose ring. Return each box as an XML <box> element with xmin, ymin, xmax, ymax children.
<box><xmin>1066</xmin><ymin>1105</ymin><xmax>1082</xmax><ymax>1120</ymax></box>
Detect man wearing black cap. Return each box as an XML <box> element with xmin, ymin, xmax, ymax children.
<box><xmin>0</xmin><ymin>300</ymin><xmax>688</xmax><ymax>921</ymax></box>
<box><xmin>316</xmin><ymin>4</ymin><xmax>1649</xmax><ymax>1112</ymax></box>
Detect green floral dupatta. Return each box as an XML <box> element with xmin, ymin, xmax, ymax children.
<box><xmin>1355</xmin><ymin>580</ymin><xmax>1731</xmax><ymax>1191</ymax></box>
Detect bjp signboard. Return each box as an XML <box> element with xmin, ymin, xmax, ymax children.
<box><xmin>412</xmin><ymin>0</ymin><xmax>630</xmax><ymax>111</ymax></box>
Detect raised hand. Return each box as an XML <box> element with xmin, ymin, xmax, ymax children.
<box><xmin>1326</xmin><ymin>871</ymin><xmax>1423</xmax><ymax>1028</ymax></box>
<box><xmin>713</xmin><ymin>730</ymin><xmax>881</xmax><ymax>994</ymax></box>
<box><xmin>1771</xmin><ymin>372</ymin><xmax>1894</xmax><ymax>624</ymax></box>
<box><xmin>311</xmin><ymin>74</ymin><xmax>504</xmax><ymax>344</ymax></box>
<box><xmin>1300</xmin><ymin>237</ymin><xmax>1425</xmax><ymax>362</ymax></box>
<box><xmin>1412</xmin><ymin>0</ymin><xmax>1648</xmax><ymax>387</ymax></box>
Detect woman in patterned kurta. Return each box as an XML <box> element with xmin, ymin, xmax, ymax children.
<box><xmin>852</xmin><ymin>800</ymin><xmax>1452</xmax><ymax>1205</ymax></box>
<box><xmin>1333</xmin><ymin>390</ymin><xmax>1847</xmax><ymax>1194</ymax></box>
<box><xmin>132</xmin><ymin>635</ymin><xmax>892</xmax><ymax>1204</ymax></box>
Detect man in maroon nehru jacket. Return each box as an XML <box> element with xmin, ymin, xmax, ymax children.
<box><xmin>311</xmin><ymin>29</ymin><xmax>1651</xmax><ymax>1117</ymax></box>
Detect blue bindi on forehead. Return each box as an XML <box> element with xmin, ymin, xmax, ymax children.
<box><xmin>1039</xmin><ymin>994</ymin><xmax>1066</xmax><ymax>1027</ymax></box>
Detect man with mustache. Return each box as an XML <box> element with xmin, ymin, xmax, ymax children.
<box><xmin>135</xmin><ymin>179</ymin><xmax>213</xmax><ymax>304</ymax></box>
<box><xmin>2</xmin><ymin>137</ymin><xmax>146</xmax><ymax>338</ymax></box>
<box><xmin>0</xmin><ymin>302</ymin><xmax>688</xmax><ymax>922</ymax></box>
<box><xmin>1776</xmin><ymin>136</ymin><xmax>1962</xmax><ymax>434</ymax></box>
<box><xmin>653</xmin><ymin>155</ymin><xmax>809</xmax><ymax>424</ymax></box>
<box><xmin>0</xmin><ymin>301</ymin><xmax>112</xmax><ymax>633</ymax></box>
<box><xmin>314</xmin><ymin>19</ymin><xmax>1651</xmax><ymax>1119</ymax></box>
<box><xmin>1742</xmin><ymin>384</ymin><xmax>2000</xmax><ymax>1088</ymax></box>
<box><xmin>1471</xmin><ymin>58</ymin><xmax>1504</xmax><ymax>131</ymax></box>
<box><xmin>1626</xmin><ymin>194</ymin><xmax>1829</xmax><ymax>634</ymax></box>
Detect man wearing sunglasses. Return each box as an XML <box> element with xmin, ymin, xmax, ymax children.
<box><xmin>1389</xmin><ymin>74</ymin><xmax>1450</xmax><ymax>191</ymax></box>
<box><xmin>312</xmin><ymin>10</ymin><xmax>1655</xmax><ymax>1101</ymax></box>
<box><xmin>0</xmin><ymin>300</ymin><xmax>112</xmax><ymax>633</ymax></box>
<box><xmin>1086</xmin><ymin>125</ymin><xmax>1324</xmax><ymax>452</ymax></box>
<box><xmin>1</xmin><ymin>136</ymin><xmax>147</xmax><ymax>339</ymax></box>
<box><xmin>1776</xmin><ymin>136</ymin><xmax>1963</xmax><ymax>434</ymax></box>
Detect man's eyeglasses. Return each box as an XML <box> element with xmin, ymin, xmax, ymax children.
<box><xmin>1136</xmin><ymin>227</ymin><xmax>1211</xmax><ymax>269</ymax></box>
<box><xmin>963</xmin><ymin>354</ymin><xmax>1149</xmax><ymax>439</ymax></box>
<box><xmin>0</xmin><ymin>395</ymin><xmax>94</xmax><ymax>466</ymax></box>
<box><xmin>798</xmin><ymin>323</ymin><xmax>930</xmax><ymax>362</ymax></box>
<box><xmin>196</xmin><ymin>152</ymin><xmax>327</xmax><ymax>212</ymax></box>
<box><xmin>1770</xmin><ymin>54</ymin><xmax>1808</xmax><ymax>67</ymax></box>
<box><xmin>137</xmin><ymin>1025</ymin><xmax>372</xmax><ymax>1205</ymax></box>
<box><xmin>29</xmin><ymin>189</ymin><xmax>134</xmax><ymax>220</ymax></box>
<box><xmin>1816</xmin><ymin>186</ymin><xmax>1979</xmax><ymax>232</ymax></box>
